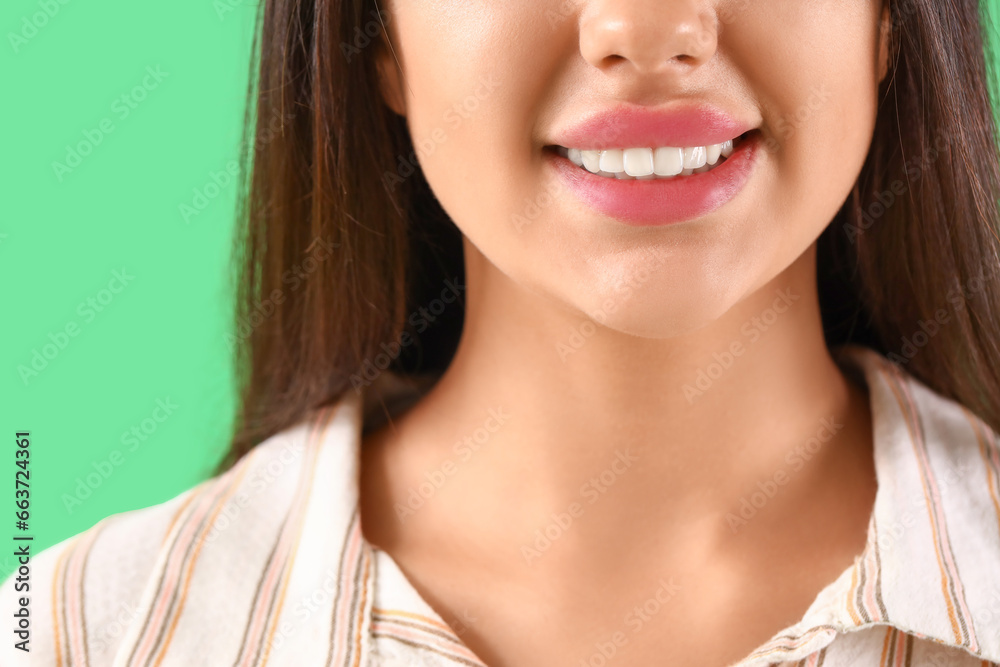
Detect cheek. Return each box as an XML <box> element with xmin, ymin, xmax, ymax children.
<box><xmin>730</xmin><ymin>2</ymin><xmax>882</xmax><ymax>246</ymax></box>
<box><xmin>393</xmin><ymin>2</ymin><xmax>547</xmax><ymax>246</ymax></box>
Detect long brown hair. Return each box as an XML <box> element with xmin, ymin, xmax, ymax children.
<box><xmin>214</xmin><ymin>0</ymin><xmax>1000</xmax><ymax>474</ymax></box>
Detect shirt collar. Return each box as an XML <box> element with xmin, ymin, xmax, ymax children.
<box><xmin>735</xmin><ymin>345</ymin><xmax>1000</xmax><ymax>665</ymax></box>
<box><xmin>331</xmin><ymin>345</ymin><xmax>1000</xmax><ymax>665</ymax></box>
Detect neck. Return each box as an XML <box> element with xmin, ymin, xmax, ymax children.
<box><xmin>369</xmin><ymin>240</ymin><xmax>873</xmax><ymax>565</ymax></box>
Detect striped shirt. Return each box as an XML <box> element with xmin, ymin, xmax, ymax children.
<box><xmin>2</xmin><ymin>345</ymin><xmax>1000</xmax><ymax>666</ymax></box>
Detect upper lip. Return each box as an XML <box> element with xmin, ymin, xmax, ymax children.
<box><xmin>548</xmin><ymin>102</ymin><xmax>756</xmax><ymax>151</ymax></box>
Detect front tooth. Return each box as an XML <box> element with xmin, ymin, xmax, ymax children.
<box><xmin>706</xmin><ymin>144</ymin><xmax>722</xmax><ymax>165</ymax></box>
<box><xmin>720</xmin><ymin>140</ymin><xmax>734</xmax><ymax>158</ymax></box>
<box><xmin>682</xmin><ymin>146</ymin><xmax>707</xmax><ymax>169</ymax></box>
<box><xmin>568</xmin><ymin>148</ymin><xmax>584</xmax><ymax>167</ymax></box>
<box><xmin>599</xmin><ymin>149</ymin><xmax>624</xmax><ymax>173</ymax></box>
<box><xmin>653</xmin><ymin>147</ymin><xmax>683</xmax><ymax>176</ymax></box>
<box><xmin>581</xmin><ymin>150</ymin><xmax>601</xmax><ymax>173</ymax></box>
<box><xmin>623</xmin><ymin>148</ymin><xmax>654</xmax><ymax>177</ymax></box>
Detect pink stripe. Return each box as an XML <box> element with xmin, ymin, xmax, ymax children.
<box><xmin>66</xmin><ymin>533</ymin><xmax>88</xmax><ymax>664</ymax></box>
<box><xmin>65</xmin><ymin>542</ymin><xmax>83</xmax><ymax>664</ymax></box>
<box><xmin>130</xmin><ymin>469</ymin><xmax>240</xmax><ymax>665</ymax></box>
<box><xmin>893</xmin><ymin>627</ymin><xmax>906</xmax><ymax>667</ymax></box>
<box><xmin>895</xmin><ymin>373</ymin><xmax>977</xmax><ymax>650</ymax></box>
<box><xmin>329</xmin><ymin>519</ymin><xmax>363</xmax><ymax>666</ymax></box>
<box><xmin>371</xmin><ymin>621</ymin><xmax>483</xmax><ymax>663</ymax></box>
<box><xmin>236</xmin><ymin>423</ymin><xmax>325</xmax><ymax>666</ymax></box>
<box><xmin>749</xmin><ymin>627</ymin><xmax>832</xmax><ymax>655</ymax></box>
<box><xmin>236</xmin><ymin>521</ymin><xmax>294</xmax><ymax>665</ymax></box>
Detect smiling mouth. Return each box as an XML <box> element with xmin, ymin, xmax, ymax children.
<box><xmin>546</xmin><ymin>131</ymin><xmax>754</xmax><ymax>180</ymax></box>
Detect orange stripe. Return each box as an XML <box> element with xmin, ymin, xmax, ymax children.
<box><xmin>372</xmin><ymin>607</ymin><xmax>458</xmax><ymax>634</ymax></box>
<box><xmin>257</xmin><ymin>411</ymin><xmax>333</xmax><ymax>665</ymax></box>
<box><xmin>350</xmin><ymin>547</ymin><xmax>372</xmax><ymax>667</ymax></box>
<box><xmin>372</xmin><ymin>618</ymin><xmax>477</xmax><ymax>655</ymax></box>
<box><xmin>229</xmin><ymin>425</ymin><xmax>325</xmax><ymax>667</ymax></box>
<box><xmin>371</xmin><ymin>623</ymin><xmax>486</xmax><ymax>666</ymax></box>
<box><xmin>130</xmin><ymin>472</ymin><xmax>237</xmax><ymax>664</ymax></box>
<box><xmin>880</xmin><ymin>366</ymin><xmax>964</xmax><ymax>645</ymax></box>
<box><xmin>158</xmin><ymin>485</ymin><xmax>204</xmax><ymax>550</ymax></box>
<box><xmin>329</xmin><ymin>521</ymin><xmax>364</xmax><ymax>666</ymax></box>
<box><xmin>50</xmin><ymin>540</ymin><xmax>73</xmax><ymax>667</ymax></box>
<box><xmin>895</xmin><ymin>371</ymin><xmax>976</xmax><ymax>646</ymax></box>
<box><xmin>236</xmin><ymin>428</ymin><xmax>324</xmax><ymax>665</ymax></box>
<box><xmin>846</xmin><ymin>564</ymin><xmax>863</xmax><ymax>625</ymax></box>
<box><xmin>148</xmin><ymin>458</ymin><xmax>256</xmax><ymax>666</ymax></box>
<box><xmin>743</xmin><ymin>626</ymin><xmax>836</xmax><ymax>660</ymax></box>
<box><xmin>966</xmin><ymin>407</ymin><xmax>1000</xmax><ymax>543</ymax></box>
<box><xmin>879</xmin><ymin>626</ymin><xmax>894</xmax><ymax>667</ymax></box>
<box><xmin>66</xmin><ymin>523</ymin><xmax>104</xmax><ymax>665</ymax></box>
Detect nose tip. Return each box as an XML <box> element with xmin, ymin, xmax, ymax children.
<box><xmin>579</xmin><ymin>0</ymin><xmax>719</xmax><ymax>77</ymax></box>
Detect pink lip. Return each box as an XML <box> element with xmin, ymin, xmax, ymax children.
<box><xmin>550</xmin><ymin>103</ymin><xmax>756</xmax><ymax>151</ymax></box>
<box><xmin>545</xmin><ymin>131</ymin><xmax>760</xmax><ymax>226</ymax></box>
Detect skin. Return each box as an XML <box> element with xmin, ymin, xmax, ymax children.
<box><xmin>361</xmin><ymin>1</ymin><xmax>890</xmax><ymax>665</ymax></box>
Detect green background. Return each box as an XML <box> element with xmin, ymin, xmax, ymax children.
<box><xmin>1</xmin><ymin>0</ymin><xmax>999</xmax><ymax>583</ymax></box>
<box><xmin>0</xmin><ymin>0</ymin><xmax>257</xmax><ymax>582</ymax></box>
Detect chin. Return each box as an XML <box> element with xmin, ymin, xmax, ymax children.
<box><xmin>577</xmin><ymin>288</ymin><xmax>737</xmax><ymax>341</ymax></box>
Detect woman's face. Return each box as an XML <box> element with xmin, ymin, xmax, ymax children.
<box><xmin>377</xmin><ymin>0</ymin><xmax>889</xmax><ymax>338</ymax></box>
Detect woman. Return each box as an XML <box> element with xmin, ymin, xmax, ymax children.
<box><xmin>5</xmin><ymin>0</ymin><xmax>1000</xmax><ymax>665</ymax></box>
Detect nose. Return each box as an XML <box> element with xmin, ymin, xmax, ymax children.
<box><xmin>579</xmin><ymin>0</ymin><xmax>719</xmax><ymax>77</ymax></box>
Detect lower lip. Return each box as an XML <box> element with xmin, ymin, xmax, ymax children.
<box><xmin>546</xmin><ymin>132</ymin><xmax>760</xmax><ymax>226</ymax></box>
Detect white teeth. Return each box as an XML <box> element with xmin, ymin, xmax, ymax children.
<box><xmin>653</xmin><ymin>147</ymin><xmax>683</xmax><ymax>176</ymax></box>
<box><xmin>682</xmin><ymin>146</ymin><xmax>707</xmax><ymax>170</ymax></box>
<box><xmin>562</xmin><ymin>138</ymin><xmax>741</xmax><ymax>180</ymax></box>
<box><xmin>623</xmin><ymin>148</ymin><xmax>654</xmax><ymax>177</ymax></box>
<box><xmin>599</xmin><ymin>149</ymin><xmax>624</xmax><ymax>173</ymax></box>
<box><xmin>706</xmin><ymin>143</ymin><xmax>722</xmax><ymax>165</ymax></box>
